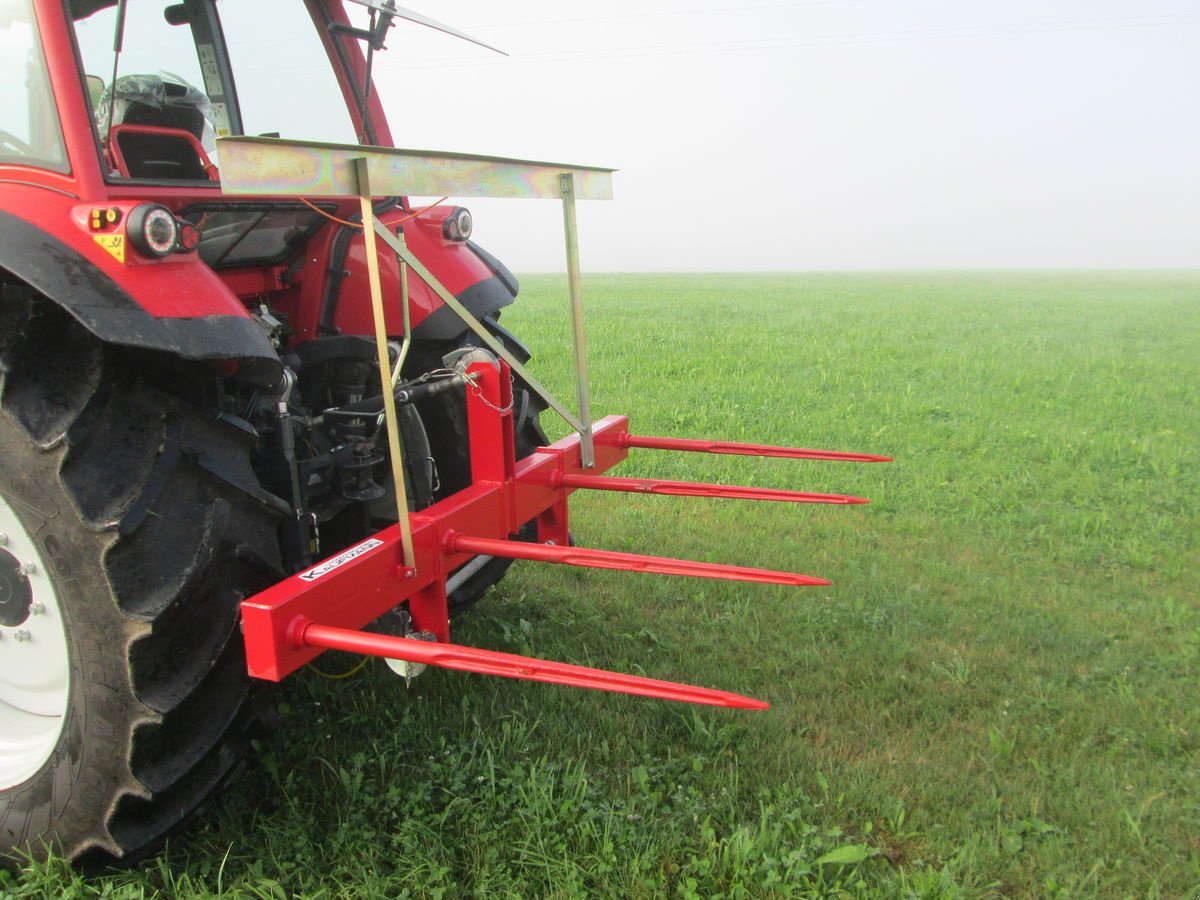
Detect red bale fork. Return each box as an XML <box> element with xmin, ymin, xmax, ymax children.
<box><xmin>223</xmin><ymin>137</ymin><xmax>892</xmax><ymax>711</ymax></box>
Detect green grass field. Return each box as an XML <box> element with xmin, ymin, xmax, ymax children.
<box><xmin>5</xmin><ymin>271</ymin><xmax>1197</xmax><ymax>898</ymax></box>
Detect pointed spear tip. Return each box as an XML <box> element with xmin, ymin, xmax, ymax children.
<box><xmin>707</xmin><ymin>689</ymin><xmax>769</xmax><ymax>710</ymax></box>
<box><xmin>683</xmin><ymin>685</ymin><xmax>770</xmax><ymax>710</ymax></box>
<box><xmin>798</xmin><ymin>575</ymin><xmax>832</xmax><ymax>587</ymax></box>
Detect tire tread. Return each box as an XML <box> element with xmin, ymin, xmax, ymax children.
<box><xmin>0</xmin><ymin>300</ymin><xmax>283</xmax><ymax>869</ymax></box>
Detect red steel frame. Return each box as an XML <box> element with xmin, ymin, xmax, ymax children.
<box><xmin>241</xmin><ymin>357</ymin><xmax>890</xmax><ymax>709</ymax></box>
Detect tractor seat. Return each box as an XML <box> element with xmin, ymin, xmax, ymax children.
<box><xmin>98</xmin><ymin>73</ymin><xmax>218</xmax><ymax>181</ymax></box>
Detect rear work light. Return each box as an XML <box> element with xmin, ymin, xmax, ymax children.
<box><xmin>442</xmin><ymin>206</ymin><xmax>473</xmax><ymax>241</ymax></box>
<box><xmin>127</xmin><ymin>204</ymin><xmax>180</xmax><ymax>257</ymax></box>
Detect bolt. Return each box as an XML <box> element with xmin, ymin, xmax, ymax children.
<box><xmin>14</xmin><ymin>629</ymin><xmax>31</xmax><ymax>643</ymax></box>
<box><xmin>17</xmin><ymin>561</ymin><xmax>36</xmax><ymax>577</ymax></box>
<box><xmin>0</xmin><ymin>532</ymin><xmax>7</xmax><ymax>546</ymax></box>
<box><xmin>29</xmin><ymin>601</ymin><xmax>45</xmax><ymax>616</ymax></box>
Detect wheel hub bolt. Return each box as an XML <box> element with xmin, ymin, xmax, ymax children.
<box><xmin>17</xmin><ymin>561</ymin><xmax>36</xmax><ymax>577</ymax></box>
<box><xmin>29</xmin><ymin>601</ymin><xmax>45</xmax><ymax>616</ymax></box>
<box><xmin>13</xmin><ymin>628</ymin><xmax>31</xmax><ymax>643</ymax></box>
<box><xmin>0</xmin><ymin>532</ymin><xmax>7</xmax><ymax>546</ymax></box>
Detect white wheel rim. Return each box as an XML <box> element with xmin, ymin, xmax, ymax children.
<box><xmin>0</xmin><ymin>494</ymin><xmax>70</xmax><ymax>790</ymax></box>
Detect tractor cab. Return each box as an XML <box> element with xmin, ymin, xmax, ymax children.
<box><xmin>0</xmin><ymin>0</ymin><xmax>531</xmax><ymax>569</ymax></box>
<box><xmin>0</xmin><ymin>0</ymin><xmax>519</xmax><ymax>353</ymax></box>
<box><xmin>62</xmin><ymin>0</ymin><xmax>391</xmax><ymax>285</ymax></box>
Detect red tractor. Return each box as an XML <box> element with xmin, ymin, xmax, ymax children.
<box><xmin>0</xmin><ymin>0</ymin><xmax>887</xmax><ymax>868</ymax></box>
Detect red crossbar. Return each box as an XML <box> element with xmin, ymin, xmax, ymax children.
<box><xmin>619</xmin><ymin>433</ymin><xmax>892</xmax><ymax>463</ymax></box>
<box><xmin>557</xmin><ymin>472</ymin><xmax>867</xmax><ymax>504</ymax></box>
<box><xmin>446</xmin><ymin>531</ymin><xmax>828</xmax><ymax>586</ymax></box>
<box><xmin>297</xmin><ymin>621</ymin><xmax>768</xmax><ymax>710</ymax></box>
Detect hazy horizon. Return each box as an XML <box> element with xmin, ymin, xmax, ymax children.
<box><xmin>504</xmin><ymin>265</ymin><xmax>1200</xmax><ymax>275</ymax></box>
<box><xmin>384</xmin><ymin>1</ymin><xmax>1198</xmax><ymax>274</ymax></box>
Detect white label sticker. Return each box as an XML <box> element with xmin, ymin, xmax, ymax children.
<box><xmin>298</xmin><ymin>538</ymin><xmax>384</xmax><ymax>582</ymax></box>
<box><xmin>209</xmin><ymin>101</ymin><xmax>231</xmax><ymax>138</ymax></box>
<box><xmin>196</xmin><ymin>44</ymin><xmax>223</xmax><ymax>97</ymax></box>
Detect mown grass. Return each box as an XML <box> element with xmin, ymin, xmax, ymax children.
<box><xmin>4</xmin><ymin>271</ymin><xmax>1197</xmax><ymax>898</ymax></box>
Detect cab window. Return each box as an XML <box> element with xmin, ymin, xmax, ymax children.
<box><xmin>219</xmin><ymin>4</ymin><xmax>356</xmax><ymax>143</ymax></box>
<box><xmin>72</xmin><ymin>2</ymin><xmax>208</xmax><ymax>126</ymax></box>
<box><xmin>72</xmin><ymin>1</ymin><xmax>215</xmax><ymax>182</ymax></box>
<box><xmin>0</xmin><ymin>0</ymin><xmax>69</xmax><ymax>172</ymax></box>
<box><xmin>70</xmin><ymin>2</ymin><xmax>358</xmax><ymax>181</ymax></box>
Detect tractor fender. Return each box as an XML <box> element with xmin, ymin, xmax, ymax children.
<box><xmin>409</xmin><ymin>241</ymin><xmax>520</xmax><ymax>341</ymax></box>
<box><xmin>0</xmin><ymin>209</ymin><xmax>282</xmax><ymax>387</ymax></box>
<box><xmin>325</xmin><ymin>219</ymin><xmax>518</xmax><ymax>342</ymax></box>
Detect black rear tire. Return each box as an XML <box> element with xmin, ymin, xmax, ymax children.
<box><xmin>0</xmin><ymin>298</ymin><xmax>284</xmax><ymax>869</ymax></box>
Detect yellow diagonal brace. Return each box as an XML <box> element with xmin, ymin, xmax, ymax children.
<box><xmin>355</xmin><ymin>158</ymin><xmax>415</xmax><ymax>570</ymax></box>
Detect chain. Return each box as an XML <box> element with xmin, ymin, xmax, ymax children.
<box><xmin>458</xmin><ymin>368</ymin><xmax>515</xmax><ymax>414</ymax></box>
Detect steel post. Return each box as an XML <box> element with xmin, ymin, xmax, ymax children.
<box><xmin>560</xmin><ymin>172</ymin><xmax>595</xmax><ymax>468</ymax></box>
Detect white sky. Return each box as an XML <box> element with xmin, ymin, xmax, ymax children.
<box><xmin>370</xmin><ymin>0</ymin><xmax>1199</xmax><ymax>272</ymax></box>
<box><xmin>78</xmin><ymin>1</ymin><xmax>1200</xmax><ymax>272</ymax></box>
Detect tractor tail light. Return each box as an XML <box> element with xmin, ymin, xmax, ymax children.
<box><xmin>177</xmin><ymin>222</ymin><xmax>201</xmax><ymax>253</ymax></box>
<box><xmin>127</xmin><ymin>204</ymin><xmax>180</xmax><ymax>258</ymax></box>
<box><xmin>442</xmin><ymin>206</ymin><xmax>473</xmax><ymax>241</ymax></box>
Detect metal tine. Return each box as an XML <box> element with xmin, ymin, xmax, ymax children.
<box><xmin>557</xmin><ymin>472</ymin><xmax>868</xmax><ymax>504</ymax></box>
<box><xmin>446</xmin><ymin>532</ymin><xmax>829</xmax><ymax>587</ymax></box>
<box><xmin>620</xmin><ymin>434</ymin><xmax>892</xmax><ymax>463</ymax></box>
<box><xmin>298</xmin><ymin>621</ymin><xmax>769</xmax><ymax>710</ymax></box>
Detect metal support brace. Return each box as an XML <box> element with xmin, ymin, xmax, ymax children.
<box><xmin>371</xmin><ymin>222</ymin><xmax>587</xmax><ymax>435</ymax></box>
<box><xmin>560</xmin><ymin>173</ymin><xmax>594</xmax><ymax>467</ymax></box>
<box><xmin>394</xmin><ymin>237</ymin><xmax>412</xmax><ymax>382</ymax></box>
<box><xmin>355</xmin><ymin>158</ymin><xmax>415</xmax><ymax>570</ymax></box>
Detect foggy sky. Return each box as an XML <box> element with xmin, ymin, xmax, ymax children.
<box><xmin>371</xmin><ymin>0</ymin><xmax>1199</xmax><ymax>272</ymax></box>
